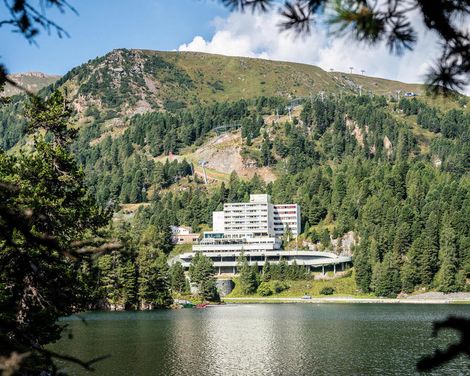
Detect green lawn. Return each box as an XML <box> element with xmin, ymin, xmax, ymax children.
<box><xmin>169</xmin><ymin>244</ymin><xmax>193</xmax><ymax>258</ymax></box>
<box><xmin>226</xmin><ymin>270</ymin><xmax>375</xmax><ymax>299</ymax></box>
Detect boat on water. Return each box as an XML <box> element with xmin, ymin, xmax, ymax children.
<box><xmin>174</xmin><ymin>299</ymin><xmax>195</xmax><ymax>308</ymax></box>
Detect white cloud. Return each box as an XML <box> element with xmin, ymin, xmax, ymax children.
<box><xmin>178</xmin><ymin>12</ymin><xmax>326</xmax><ymax>64</ymax></box>
<box><xmin>178</xmin><ymin>10</ymin><xmax>450</xmax><ymax>89</ymax></box>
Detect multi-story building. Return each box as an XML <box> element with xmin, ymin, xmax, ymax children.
<box><xmin>273</xmin><ymin>203</ymin><xmax>301</xmax><ymax>238</ymax></box>
<box><xmin>173</xmin><ymin>194</ymin><xmax>351</xmax><ymax>275</ymax></box>
<box><xmin>205</xmin><ymin>194</ymin><xmax>299</xmax><ymax>240</ymax></box>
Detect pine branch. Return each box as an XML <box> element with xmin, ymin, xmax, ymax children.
<box><xmin>416</xmin><ymin>316</ymin><xmax>470</xmax><ymax>371</ymax></box>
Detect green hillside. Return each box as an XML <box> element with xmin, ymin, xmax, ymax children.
<box><xmin>2</xmin><ymin>48</ymin><xmax>465</xmax><ymax>151</ymax></box>
<box><xmin>36</xmin><ymin>49</ymin><xmax>464</xmax><ymax>127</ymax></box>
<box><xmin>0</xmin><ymin>49</ymin><xmax>469</xmax><ymax>300</ymax></box>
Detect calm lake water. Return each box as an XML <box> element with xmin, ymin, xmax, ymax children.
<box><xmin>51</xmin><ymin>304</ymin><xmax>470</xmax><ymax>376</ymax></box>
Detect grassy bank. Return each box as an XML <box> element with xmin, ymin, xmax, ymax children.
<box><xmin>226</xmin><ymin>271</ymin><xmax>374</xmax><ymax>300</ymax></box>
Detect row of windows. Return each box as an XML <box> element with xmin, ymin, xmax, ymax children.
<box><xmin>225</xmin><ymin>205</ymin><xmax>269</xmax><ymax>209</ymax></box>
<box><xmin>225</xmin><ymin>213</ymin><xmax>268</xmax><ymax>217</ymax></box>
<box><xmin>226</xmin><ymin>227</ymin><xmax>269</xmax><ymax>230</ymax></box>
<box><xmin>225</xmin><ymin>221</ymin><xmax>266</xmax><ymax>226</ymax></box>
<box><xmin>226</xmin><ymin>216</ymin><xmax>268</xmax><ymax>219</ymax></box>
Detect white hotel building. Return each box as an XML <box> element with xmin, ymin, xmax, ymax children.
<box><xmin>175</xmin><ymin>194</ymin><xmax>351</xmax><ymax>275</ymax></box>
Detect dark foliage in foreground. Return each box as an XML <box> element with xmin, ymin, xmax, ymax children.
<box><xmin>0</xmin><ymin>91</ymin><xmax>113</xmax><ymax>374</ymax></box>
<box><xmin>417</xmin><ymin>316</ymin><xmax>470</xmax><ymax>372</ymax></box>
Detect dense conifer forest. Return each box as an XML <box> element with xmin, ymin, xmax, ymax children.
<box><xmin>1</xmin><ymin>85</ymin><xmax>469</xmax><ymax>303</ymax></box>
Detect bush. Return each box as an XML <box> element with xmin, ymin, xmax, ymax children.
<box><xmin>272</xmin><ymin>281</ymin><xmax>289</xmax><ymax>294</ymax></box>
<box><xmin>257</xmin><ymin>281</ymin><xmax>289</xmax><ymax>296</ymax></box>
<box><xmin>320</xmin><ymin>287</ymin><xmax>335</xmax><ymax>295</ymax></box>
<box><xmin>257</xmin><ymin>282</ymin><xmax>273</xmax><ymax>296</ymax></box>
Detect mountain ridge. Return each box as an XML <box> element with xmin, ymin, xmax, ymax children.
<box><xmin>40</xmin><ymin>49</ymin><xmax>451</xmax><ymax>127</ymax></box>
<box><xmin>2</xmin><ymin>72</ymin><xmax>60</xmax><ymax>97</ymax></box>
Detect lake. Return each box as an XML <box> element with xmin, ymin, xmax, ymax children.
<box><xmin>51</xmin><ymin>304</ymin><xmax>470</xmax><ymax>375</ymax></box>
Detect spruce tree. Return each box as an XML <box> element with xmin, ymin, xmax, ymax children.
<box><xmin>261</xmin><ymin>131</ymin><xmax>271</xmax><ymax>167</ymax></box>
<box><xmin>137</xmin><ymin>247</ymin><xmax>172</xmax><ymax>309</ymax></box>
<box><xmin>401</xmin><ymin>237</ymin><xmax>424</xmax><ymax>293</ymax></box>
<box><xmin>354</xmin><ymin>242</ymin><xmax>372</xmax><ymax>293</ymax></box>
<box><xmin>421</xmin><ymin>212</ymin><xmax>440</xmax><ymax>281</ymax></box>
<box><xmin>436</xmin><ymin>218</ymin><xmax>460</xmax><ymax>293</ymax></box>
<box><xmin>237</xmin><ymin>253</ymin><xmax>258</xmax><ymax>294</ymax></box>
<box><xmin>189</xmin><ymin>253</ymin><xmax>220</xmax><ymax>302</ymax></box>
<box><xmin>374</xmin><ymin>252</ymin><xmax>402</xmax><ymax>298</ymax></box>
<box><xmin>261</xmin><ymin>260</ymin><xmax>272</xmax><ymax>282</ymax></box>
<box><xmin>170</xmin><ymin>261</ymin><xmax>189</xmax><ymax>294</ymax></box>
<box><xmin>120</xmin><ymin>258</ymin><xmax>137</xmax><ymax>309</ymax></box>
<box><xmin>278</xmin><ymin>258</ymin><xmax>288</xmax><ymax>281</ymax></box>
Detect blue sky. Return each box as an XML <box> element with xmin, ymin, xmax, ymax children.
<box><xmin>2</xmin><ymin>0</ymin><xmax>229</xmax><ymax>74</ymax></box>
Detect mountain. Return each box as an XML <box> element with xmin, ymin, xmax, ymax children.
<box><xmin>2</xmin><ymin>72</ymin><xmax>60</xmax><ymax>97</ymax></box>
<box><xmin>40</xmin><ymin>49</ymin><xmax>450</xmax><ymax>129</ymax></box>
<box><xmin>1</xmin><ymin>49</ymin><xmax>468</xmax><ymax>179</ymax></box>
<box><xmin>1</xmin><ymin>48</ymin><xmax>469</xmax><ymax>296</ymax></box>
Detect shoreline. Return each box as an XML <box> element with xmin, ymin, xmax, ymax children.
<box><xmin>222</xmin><ymin>296</ymin><xmax>470</xmax><ymax>305</ymax></box>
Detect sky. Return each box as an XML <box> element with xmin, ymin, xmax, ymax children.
<box><xmin>2</xmin><ymin>0</ymin><xmax>446</xmax><ymax>88</ymax></box>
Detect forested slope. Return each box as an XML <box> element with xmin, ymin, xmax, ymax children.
<box><xmin>2</xmin><ymin>48</ymin><xmax>455</xmax><ymax>150</ymax></box>
<box><xmin>0</xmin><ymin>50</ymin><xmax>469</xmax><ymax>300</ymax></box>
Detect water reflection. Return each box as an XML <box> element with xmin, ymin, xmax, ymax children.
<box><xmin>52</xmin><ymin>304</ymin><xmax>470</xmax><ymax>376</ymax></box>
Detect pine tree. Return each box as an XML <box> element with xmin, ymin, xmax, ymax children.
<box><xmin>137</xmin><ymin>247</ymin><xmax>172</xmax><ymax>309</ymax></box>
<box><xmin>373</xmin><ymin>252</ymin><xmax>402</xmax><ymax>297</ymax></box>
<box><xmin>141</xmin><ymin>224</ymin><xmax>173</xmax><ymax>254</ymax></box>
<box><xmin>286</xmin><ymin>260</ymin><xmax>304</xmax><ymax>280</ymax></box>
<box><xmin>189</xmin><ymin>253</ymin><xmax>220</xmax><ymax>302</ymax></box>
<box><xmin>261</xmin><ymin>260</ymin><xmax>272</xmax><ymax>282</ymax></box>
<box><xmin>238</xmin><ymin>253</ymin><xmax>258</xmax><ymax>294</ymax></box>
<box><xmin>400</xmin><ymin>238</ymin><xmax>422</xmax><ymax>293</ymax></box>
<box><xmin>331</xmin><ymin>172</ymin><xmax>347</xmax><ymax>216</ymax></box>
<box><xmin>392</xmin><ymin>223</ymin><xmax>412</xmax><ymax>255</ymax></box>
<box><xmin>354</xmin><ymin>242</ymin><xmax>372</xmax><ymax>293</ymax></box>
<box><xmin>260</xmin><ymin>131</ymin><xmax>271</xmax><ymax>167</ymax></box>
<box><xmin>436</xmin><ymin>218</ymin><xmax>460</xmax><ymax>293</ymax></box>
<box><xmin>120</xmin><ymin>258</ymin><xmax>137</xmax><ymax>309</ymax></box>
<box><xmin>97</xmin><ymin>253</ymin><xmax>124</xmax><ymax>309</ymax></box>
<box><xmin>129</xmin><ymin>169</ymin><xmax>144</xmax><ymax>203</ymax></box>
<box><xmin>421</xmin><ymin>212</ymin><xmax>440</xmax><ymax>281</ymax></box>
<box><xmin>170</xmin><ymin>261</ymin><xmax>189</xmax><ymax>294</ymax></box>
<box><xmin>278</xmin><ymin>258</ymin><xmax>288</xmax><ymax>281</ymax></box>
<box><xmin>154</xmin><ymin>161</ymin><xmax>168</xmax><ymax>189</ymax></box>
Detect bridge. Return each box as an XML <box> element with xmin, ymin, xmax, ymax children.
<box><xmin>212</xmin><ymin>123</ymin><xmax>241</xmax><ymax>134</ymax></box>
<box><xmin>176</xmin><ymin>249</ymin><xmax>352</xmax><ymax>276</ymax></box>
<box><xmin>210</xmin><ymin>93</ymin><xmax>328</xmax><ymax>135</ymax></box>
